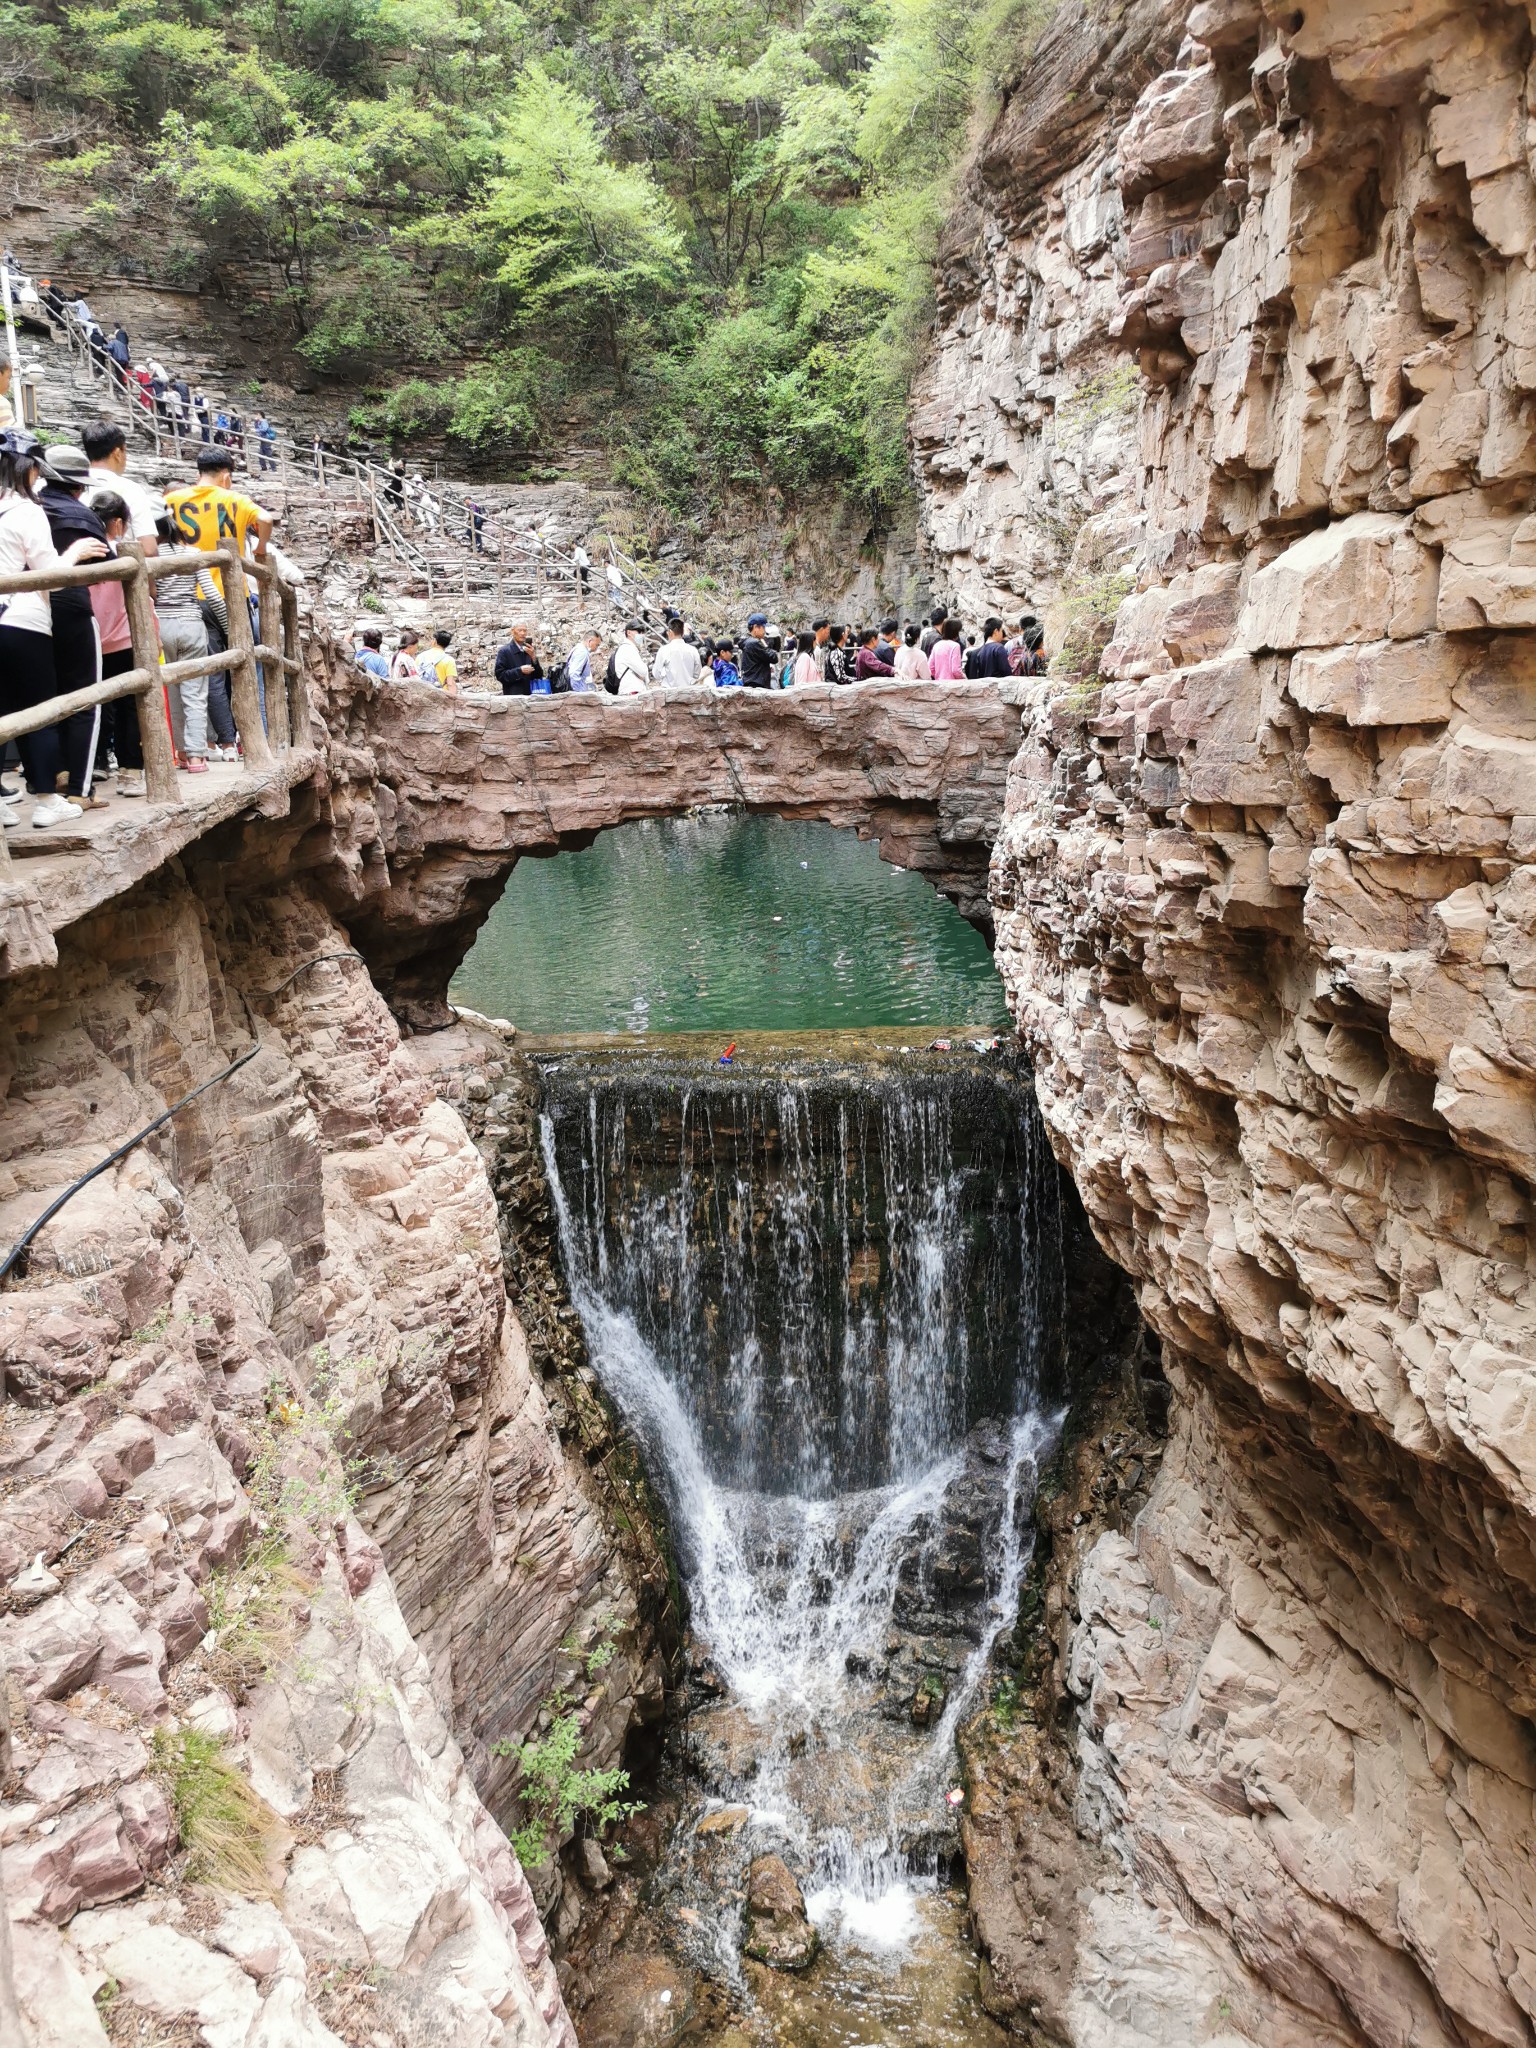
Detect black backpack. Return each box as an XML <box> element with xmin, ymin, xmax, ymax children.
<box><xmin>603</xmin><ymin>648</ymin><xmax>620</xmax><ymax>694</ymax></box>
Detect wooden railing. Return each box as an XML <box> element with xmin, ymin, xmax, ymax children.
<box><xmin>0</xmin><ymin>544</ymin><xmax>307</xmax><ymax>870</ymax></box>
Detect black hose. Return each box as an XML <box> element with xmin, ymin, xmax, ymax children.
<box><xmin>0</xmin><ymin>950</ymin><xmax>362</xmax><ymax>1288</ymax></box>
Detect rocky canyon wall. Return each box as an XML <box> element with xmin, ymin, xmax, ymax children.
<box><xmin>920</xmin><ymin>1</ymin><xmax>1536</xmax><ymax>2044</ymax></box>
<box><xmin>0</xmin><ymin>765</ymin><xmax>658</xmax><ymax>2043</ymax></box>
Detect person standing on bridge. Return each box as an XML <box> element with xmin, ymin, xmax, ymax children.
<box><xmin>739</xmin><ymin>614</ymin><xmax>773</xmax><ymax>689</ymax></box>
<box><xmin>895</xmin><ymin>624</ymin><xmax>931</xmax><ymax>680</ymax></box>
<box><xmin>83</xmin><ymin>421</ymin><xmax>163</xmax><ymax>557</ymax></box>
<box><xmin>652</xmin><ymin>617</ymin><xmax>702</xmax><ymax>689</ymax></box>
<box><xmin>824</xmin><ymin>625</ymin><xmax>854</xmax><ymax>686</ymax></box>
<box><xmin>791</xmin><ymin>632</ymin><xmax>819</xmax><ymax>689</ymax></box>
<box><xmin>36</xmin><ymin>445</ymin><xmax>114</xmax><ymax>808</ymax></box>
<box><xmin>390</xmin><ymin>628</ymin><xmax>421</xmax><ymax>681</ymax></box>
<box><xmin>566</xmin><ymin>629</ymin><xmax>600</xmax><ymax>692</ymax></box>
<box><xmin>968</xmin><ymin>617</ymin><xmax>1013</xmax><ymax>679</ymax></box>
<box><xmin>417</xmin><ymin>628</ymin><xmax>459</xmax><ymax>693</ymax></box>
<box><xmin>164</xmin><ymin>446</ymin><xmax>272</xmax><ymax>579</ymax></box>
<box><xmin>853</xmin><ymin>627</ymin><xmax>895</xmax><ymax>682</ymax></box>
<box><xmin>356</xmin><ymin>628</ymin><xmax>389</xmax><ymax>680</ymax></box>
<box><xmin>811</xmin><ymin>620</ymin><xmax>832</xmax><ymax>678</ymax></box>
<box><xmin>612</xmin><ymin>622</ymin><xmax>648</xmax><ymax>695</ymax></box>
<box><xmin>928</xmin><ymin>618</ymin><xmax>965</xmax><ymax>681</ymax></box>
<box><xmin>495</xmin><ymin>623</ymin><xmax>542</xmax><ymax>695</ymax></box>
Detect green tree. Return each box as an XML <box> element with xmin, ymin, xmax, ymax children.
<box><xmin>473</xmin><ymin>63</ymin><xmax>685</xmax><ymax>383</ymax></box>
<box><xmin>157</xmin><ymin>117</ymin><xmax>364</xmax><ymax>320</ymax></box>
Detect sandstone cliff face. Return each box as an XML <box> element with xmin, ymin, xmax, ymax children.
<box><xmin>0</xmin><ymin>850</ymin><xmax>648</xmax><ymax>2044</ymax></box>
<box><xmin>920</xmin><ymin>1</ymin><xmax>1536</xmax><ymax>2042</ymax></box>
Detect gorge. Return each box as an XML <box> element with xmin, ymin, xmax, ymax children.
<box><xmin>7</xmin><ymin>1</ymin><xmax>1536</xmax><ymax>2046</ymax></box>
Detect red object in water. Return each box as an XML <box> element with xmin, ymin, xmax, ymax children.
<box><xmin>719</xmin><ymin>1041</ymin><xmax>736</xmax><ymax>1065</ymax></box>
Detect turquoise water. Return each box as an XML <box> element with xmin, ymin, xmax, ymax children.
<box><xmin>450</xmin><ymin>812</ymin><xmax>1010</xmax><ymax>1035</ymax></box>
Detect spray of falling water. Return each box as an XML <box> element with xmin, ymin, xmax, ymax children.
<box><xmin>538</xmin><ymin>1060</ymin><xmax>1068</xmax><ymax>1962</ymax></box>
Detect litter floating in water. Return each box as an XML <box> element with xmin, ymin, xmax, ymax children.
<box><xmin>719</xmin><ymin>1041</ymin><xmax>736</xmax><ymax>1066</ymax></box>
<box><xmin>800</xmin><ymin>860</ymin><xmax>809</xmax><ymax>868</ymax></box>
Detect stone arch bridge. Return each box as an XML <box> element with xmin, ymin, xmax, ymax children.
<box><xmin>323</xmin><ymin>679</ymin><xmax>1026</xmax><ymax>1023</ymax></box>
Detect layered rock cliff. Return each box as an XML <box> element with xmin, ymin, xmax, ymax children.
<box><xmin>0</xmin><ymin>749</ymin><xmax>660</xmax><ymax>2042</ymax></box>
<box><xmin>918</xmin><ymin>0</ymin><xmax>1536</xmax><ymax>2042</ymax></box>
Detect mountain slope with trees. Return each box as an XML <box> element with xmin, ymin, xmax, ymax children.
<box><xmin>6</xmin><ymin>0</ymin><xmax>1052</xmax><ymax>522</ymax></box>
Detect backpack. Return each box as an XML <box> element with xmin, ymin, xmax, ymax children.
<box><xmin>603</xmin><ymin>648</ymin><xmax>620</xmax><ymax>694</ymax></box>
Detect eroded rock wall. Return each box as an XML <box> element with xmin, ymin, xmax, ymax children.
<box><xmin>0</xmin><ymin>852</ymin><xmax>648</xmax><ymax>2044</ymax></box>
<box><xmin>923</xmin><ymin>1</ymin><xmax>1536</xmax><ymax>2042</ymax></box>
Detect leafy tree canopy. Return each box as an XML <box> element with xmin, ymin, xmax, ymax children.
<box><xmin>24</xmin><ymin>0</ymin><xmax>1057</xmax><ymax>515</ymax></box>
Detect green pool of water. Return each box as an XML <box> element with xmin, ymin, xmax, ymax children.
<box><xmin>450</xmin><ymin>812</ymin><xmax>1010</xmax><ymax>1035</ymax></box>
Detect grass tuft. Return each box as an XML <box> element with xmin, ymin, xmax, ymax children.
<box><xmin>202</xmin><ymin>1536</ymin><xmax>311</xmax><ymax>1698</ymax></box>
<box><xmin>152</xmin><ymin>1727</ymin><xmax>282</xmax><ymax>1896</ymax></box>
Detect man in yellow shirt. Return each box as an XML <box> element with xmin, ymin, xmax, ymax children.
<box><xmin>163</xmin><ymin>445</ymin><xmax>272</xmax><ymax>589</ymax></box>
<box><xmin>416</xmin><ymin>628</ymin><xmax>459</xmax><ymax>695</ymax></box>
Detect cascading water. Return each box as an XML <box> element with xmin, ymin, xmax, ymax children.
<box><xmin>540</xmin><ymin>1045</ymin><xmax>1070</xmax><ymax>2015</ymax></box>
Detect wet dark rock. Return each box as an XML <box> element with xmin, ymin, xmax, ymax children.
<box><xmin>742</xmin><ymin>1856</ymin><xmax>819</xmax><ymax>1973</ymax></box>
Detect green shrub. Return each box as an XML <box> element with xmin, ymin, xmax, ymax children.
<box><xmin>492</xmin><ymin>1690</ymin><xmax>641</xmax><ymax>1870</ymax></box>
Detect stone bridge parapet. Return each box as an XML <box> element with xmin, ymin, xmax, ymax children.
<box><xmin>338</xmin><ymin>679</ymin><xmax>1025</xmax><ymax>1019</ymax></box>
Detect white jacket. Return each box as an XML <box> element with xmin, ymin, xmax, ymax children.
<box><xmin>615</xmin><ymin>637</ymin><xmax>648</xmax><ymax>695</ymax></box>
<box><xmin>0</xmin><ymin>490</ymin><xmax>60</xmax><ymax>635</ymax></box>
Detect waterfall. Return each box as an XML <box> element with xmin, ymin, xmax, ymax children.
<box><xmin>539</xmin><ymin>1050</ymin><xmax>1068</xmax><ymax>1963</ymax></box>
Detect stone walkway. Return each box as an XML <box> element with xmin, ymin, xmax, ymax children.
<box><xmin>0</xmin><ymin>750</ymin><xmax>320</xmax><ymax>977</ymax></box>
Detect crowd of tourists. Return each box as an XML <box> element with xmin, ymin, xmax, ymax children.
<box><xmin>12</xmin><ymin>267</ymin><xmax>634</xmax><ymax>594</ymax></box>
<box><xmin>358</xmin><ymin>608</ymin><xmax>1049</xmax><ymax>696</ymax></box>
<box><xmin>0</xmin><ymin>418</ymin><xmax>291</xmax><ymax>829</ymax></box>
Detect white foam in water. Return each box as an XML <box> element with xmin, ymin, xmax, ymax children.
<box><xmin>805</xmin><ymin>1878</ymin><xmax>927</xmax><ymax>1956</ymax></box>
<box><xmin>540</xmin><ymin>1084</ymin><xmax>1066</xmax><ymax>1964</ymax></box>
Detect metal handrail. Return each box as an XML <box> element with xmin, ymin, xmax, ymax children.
<box><xmin>39</xmin><ymin>303</ymin><xmax>679</xmax><ymax>620</ymax></box>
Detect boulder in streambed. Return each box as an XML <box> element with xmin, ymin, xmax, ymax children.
<box><xmin>579</xmin><ymin>1956</ymin><xmax>696</xmax><ymax>2048</ymax></box>
<box><xmin>742</xmin><ymin>1855</ymin><xmax>820</xmax><ymax>1972</ymax></box>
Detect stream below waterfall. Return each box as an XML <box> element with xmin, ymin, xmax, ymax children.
<box><xmin>538</xmin><ymin>1041</ymin><xmax>1078</xmax><ymax>2046</ymax></box>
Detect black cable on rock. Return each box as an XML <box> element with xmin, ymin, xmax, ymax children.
<box><xmin>0</xmin><ymin>950</ymin><xmax>363</xmax><ymax>1288</ymax></box>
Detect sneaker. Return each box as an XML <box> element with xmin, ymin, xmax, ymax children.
<box><xmin>31</xmin><ymin>793</ymin><xmax>83</xmax><ymax>829</ymax></box>
<box><xmin>0</xmin><ymin>803</ymin><xmax>20</xmax><ymax>830</ymax></box>
<box><xmin>116</xmin><ymin>774</ymin><xmax>145</xmax><ymax>798</ymax></box>
<box><xmin>184</xmin><ymin>757</ymin><xmax>210</xmax><ymax>774</ymax></box>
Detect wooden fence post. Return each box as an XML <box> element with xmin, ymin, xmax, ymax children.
<box><xmin>118</xmin><ymin>545</ymin><xmax>179</xmax><ymax>803</ymax></box>
<box><xmin>255</xmin><ymin>565</ymin><xmax>289</xmax><ymax>750</ymax></box>
<box><xmin>281</xmin><ymin>585</ymin><xmax>308</xmax><ymax>744</ymax></box>
<box><xmin>219</xmin><ymin>550</ymin><xmax>275</xmax><ymax>771</ymax></box>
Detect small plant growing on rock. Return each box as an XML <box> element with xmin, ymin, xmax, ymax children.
<box><xmin>151</xmin><ymin>1727</ymin><xmax>281</xmax><ymax>1895</ymax></box>
<box><xmin>1049</xmin><ymin>565</ymin><xmax>1135</xmax><ymax>713</ymax></box>
<box><xmin>202</xmin><ymin>1535</ymin><xmax>310</xmax><ymax>1695</ymax></box>
<box><xmin>493</xmin><ymin>1691</ymin><xmax>641</xmax><ymax>1869</ymax></box>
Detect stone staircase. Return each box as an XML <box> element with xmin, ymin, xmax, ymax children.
<box><xmin>17</xmin><ymin>302</ymin><xmax>698</xmax><ymax>673</ymax></box>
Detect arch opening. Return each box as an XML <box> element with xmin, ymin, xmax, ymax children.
<box><xmin>449</xmin><ymin>811</ymin><xmax>1010</xmax><ymax>1037</ymax></box>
